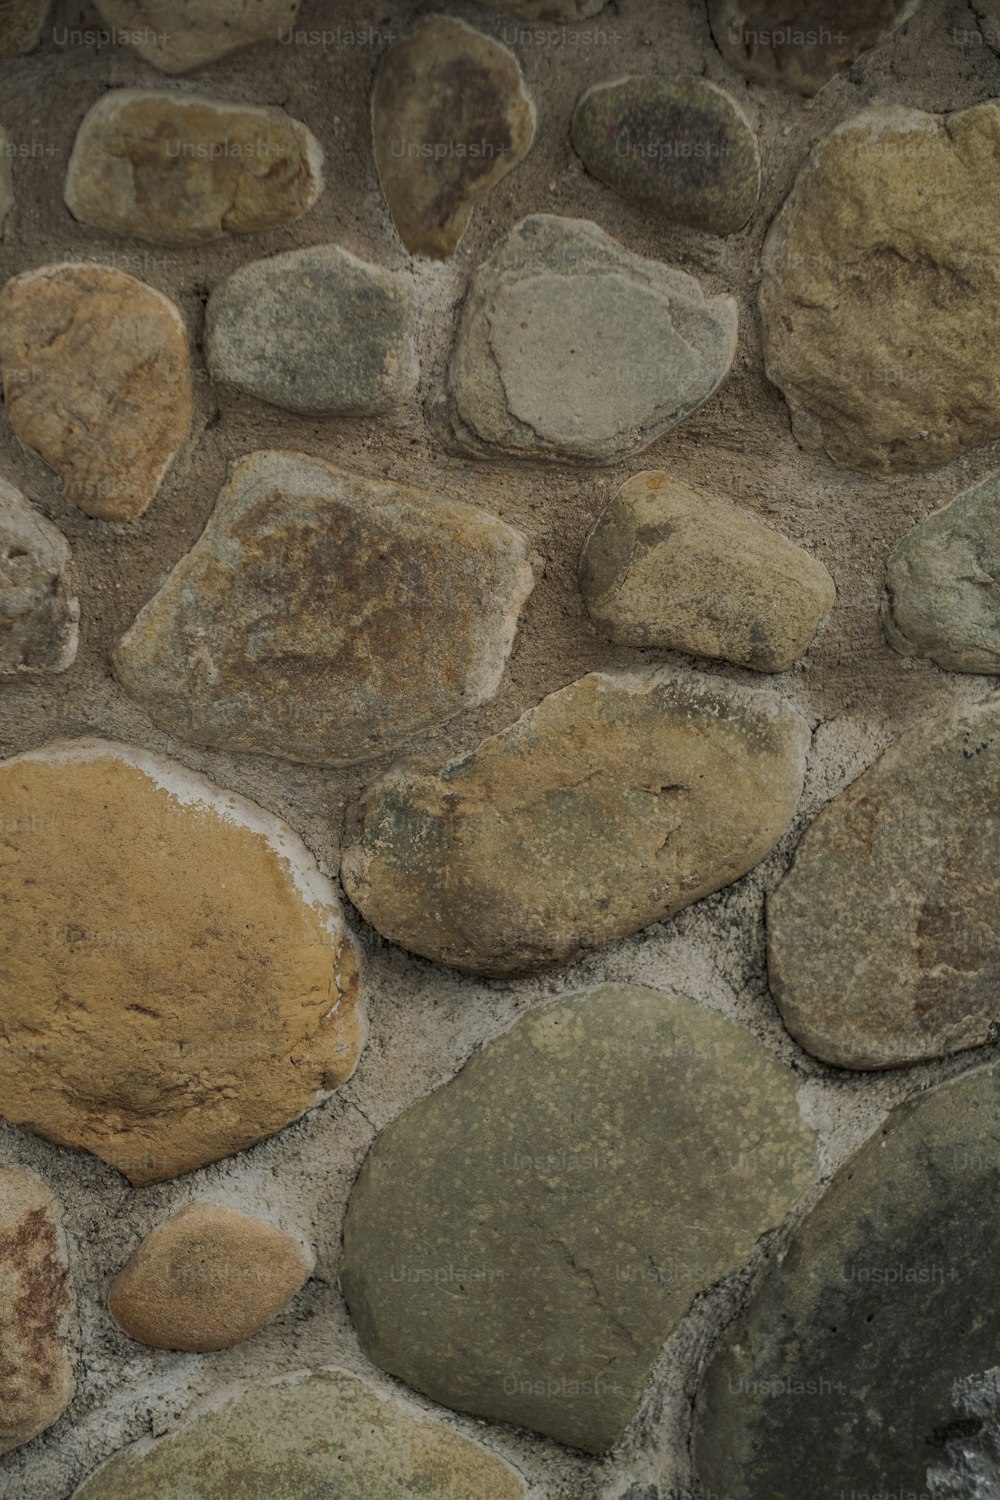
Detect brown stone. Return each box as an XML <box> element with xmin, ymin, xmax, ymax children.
<box><xmin>708</xmin><ymin>0</ymin><xmax>921</xmax><ymax>94</ymax></box>
<box><xmin>0</xmin><ymin>0</ymin><xmax>51</xmax><ymax>55</ymax></box>
<box><xmin>92</xmin><ymin>0</ymin><xmax>302</xmax><ymax>72</ymax></box>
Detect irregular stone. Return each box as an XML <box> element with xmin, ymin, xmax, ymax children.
<box><xmin>73</xmin><ymin>1368</ymin><xmax>526</xmax><ymax>1499</ymax></box>
<box><xmin>205</xmin><ymin>245</ymin><xmax>417</xmax><ymax>415</ymax></box>
<box><xmin>0</xmin><ymin>1168</ymin><xmax>74</xmax><ymax>1455</ymax></box>
<box><xmin>441</xmin><ymin>214</ymin><xmax>737</xmax><ymax>463</ymax></box>
<box><xmin>571</xmin><ymin>76</ymin><xmax>761</xmax><ymax>234</ymax></box>
<box><xmin>882</xmin><ymin>473</ymin><xmax>1000</xmax><ymax>673</ymax></box>
<box><xmin>975</xmin><ymin>0</ymin><xmax>1000</xmax><ymax>54</ymax></box>
<box><xmin>0</xmin><ymin>477</ymin><xmax>79</xmax><ymax>676</ymax></box>
<box><xmin>708</xmin><ymin>0</ymin><xmax>921</xmax><ymax>94</ymax></box>
<box><xmin>0</xmin><ymin>128</ymin><xmax>12</xmax><ymax>226</ymax></box>
<box><xmin>372</xmin><ymin>17</ymin><xmax>535</xmax><ymax>259</ymax></box>
<box><xmin>760</xmin><ymin>102</ymin><xmax>1000</xmax><ymax>476</ymax></box>
<box><xmin>0</xmin><ymin>0</ymin><xmax>51</xmax><ymax>54</ymax></box>
<box><xmin>580</xmin><ymin>471</ymin><xmax>835</xmax><ymax>671</ymax></box>
<box><xmin>64</xmin><ymin>89</ymin><xmax>323</xmax><ymax>247</ymax></box>
<box><xmin>0</xmin><ymin>263</ymin><xmax>192</xmax><ymax>521</ymax></box>
<box><xmin>694</xmin><ymin>1062</ymin><xmax>1000</xmax><ymax>1498</ymax></box>
<box><xmin>768</xmin><ymin>693</ymin><xmax>1000</xmax><ymax>1069</ymax></box>
<box><xmin>113</xmin><ymin>450</ymin><xmax>537</xmax><ymax>766</ymax></box>
<box><xmin>92</xmin><ymin>0</ymin><xmax>301</xmax><ymax>72</ymax></box>
<box><xmin>0</xmin><ymin>739</ymin><xmax>363</xmax><ymax>1184</ymax></box>
<box><xmin>342</xmin><ymin>983</ymin><xmax>819</xmax><ymax>1453</ymax></box>
<box><xmin>341</xmin><ymin>668</ymin><xmax>809</xmax><ymax>975</ymax></box>
<box><xmin>108</xmin><ymin>1203</ymin><xmax>313</xmax><ymax>1351</ymax></box>
<box><xmin>485</xmin><ymin>0</ymin><xmax>607</xmax><ymax>17</ymax></box>
<box><xmin>927</xmin><ymin>1370</ymin><xmax>1000</xmax><ymax>1498</ymax></box>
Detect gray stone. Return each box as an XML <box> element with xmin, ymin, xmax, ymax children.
<box><xmin>341</xmin><ymin>983</ymin><xmax>819</xmax><ymax>1453</ymax></box>
<box><xmin>694</xmin><ymin>1062</ymin><xmax>1000</xmax><ymax>1499</ymax></box>
<box><xmin>114</xmin><ymin>450</ymin><xmax>537</xmax><ymax>766</ymax></box>
<box><xmin>341</xmin><ymin>667</ymin><xmax>809</xmax><ymax>976</ymax></box>
<box><xmin>571</xmin><ymin>76</ymin><xmax>761</xmax><ymax>234</ymax></box>
<box><xmin>92</xmin><ymin>0</ymin><xmax>302</xmax><ymax>72</ymax></box>
<box><xmin>0</xmin><ymin>478</ymin><xmax>78</xmax><ymax>677</ymax></box>
<box><xmin>0</xmin><ymin>0</ymin><xmax>51</xmax><ymax>54</ymax></box>
<box><xmin>441</xmin><ymin>214</ymin><xmax>737</xmax><ymax>463</ymax></box>
<box><xmin>205</xmin><ymin>245</ymin><xmax>417</xmax><ymax>416</ymax></box>
<box><xmin>580</xmin><ymin>471</ymin><xmax>835</xmax><ymax>671</ymax></box>
<box><xmin>0</xmin><ymin>128</ymin><xmax>12</xmax><ymax>226</ymax></box>
<box><xmin>708</xmin><ymin>0</ymin><xmax>921</xmax><ymax>94</ymax></box>
<box><xmin>485</xmin><ymin>0</ymin><xmax>607</xmax><ymax>17</ymax></box>
<box><xmin>768</xmin><ymin>692</ymin><xmax>1000</xmax><ymax>1070</ymax></box>
<box><xmin>975</xmin><ymin>0</ymin><xmax>1000</xmax><ymax>54</ymax></box>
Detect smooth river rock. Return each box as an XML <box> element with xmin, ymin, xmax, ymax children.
<box><xmin>0</xmin><ymin>0</ymin><xmax>51</xmax><ymax>54</ymax></box>
<box><xmin>0</xmin><ymin>478</ymin><xmax>79</xmax><ymax>676</ymax></box>
<box><xmin>0</xmin><ymin>739</ymin><xmax>363</xmax><ymax>1184</ymax></box>
<box><xmin>341</xmin><ymin>667</ymin><xmax>809</xmax><ymax>976</ymax></box>
<box><xmin>708</xmin><ymin>0</ymin><xmax>921</xmax><ymax>93</ymax></box>
<box><xmin>580</xmin><ymin>471</ymin><xmax>835</xmax><ymax>671</ymax></box>
<box><xmin>341</xmin><ymin>983</ymin><xmax>819</xmax><ymax>1452</ymax></box>
<box><xmin>93</xmin><ymin>0</ymin><xmax>302</xmax><ymax>71</ymax></box>
<box><xmin>768</xmin><ymin>693</ymin><xmax>1000</xmax><ymax>1069</ymax></box>
<box><xmin>760</xmin><ymin>101</ymin><xmax>1000</xmax><ymax>476</ymax></box>
<box><xmin>113</xmin><ymin>451</ymin><xmax>537</xmax><ymax>765</ymax></box>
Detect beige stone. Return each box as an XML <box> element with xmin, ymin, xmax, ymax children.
<box><xmin>93</xmin><ymin>0</ymin><xmax>301</xmax><ymax>72</ymax></box>
<box><xmin>0</xmin><ymin>740</ymin><xmax>364</xmax><ymax>1184</ymax></box>
<box><xmin>0</xmin><ymin>0</ymin><xmax>51</xmax><ymax>55</ymax></box>
<box><xmin>0</xmin><ymin>263</ymin><xmax>191</xmax><ymax>521</ymax></box>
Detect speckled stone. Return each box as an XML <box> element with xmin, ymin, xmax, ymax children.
<box><xmin>0</xmin><ymin>477</ymin><xmax>79</xmax><ymax>676</ymax></box>
<box><xmin>708</xmin><ymin>0</ymin><xmax>921</xmax><ymax>94</ymax></box>
<box><xmin>92</xmin><ymin>0</ymin><xmax>302</xmax><ymax>72</ymax></box>
<box><xmin>0</xmin><ymin>0</ymin><xmax>52</xmax><ymax>54</ymax></box>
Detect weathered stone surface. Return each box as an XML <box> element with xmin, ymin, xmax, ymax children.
<box><xmin>0</xmin><ymin>739</ymin><xmax>363</xmax><ymax>1184</ymax></box>
<box><xmin>580</xmin><ymin>471</ymin><xmax>835</xmax><ymax>671</ymax></box>
<box><xmin>0</xmin><ymin>263</ymin><xmax>192</xmax><ymax>521</ymax></box>
<box><xmin>975</xmin><ymin>0</ymin><xmax>1000</xmax><ymax>54</ymax></box>
<box><xmin>709</xmin><ymin>0</ymin><xmax>921</xmax><ymax>93</ymax></box>
<box><xmin>73</xmin><ymin>1368</ymin><xmax>526</xmax><ymax>1499</ymax></box>
<box><xmin>882</xmin><ymin>473</ymin><xmax>1000</xmax><ymax>673</ymax></box>
<box><xmin>485</xmin><ymin>0</ymin><xmax>606</xmax><ymax>17</ymax></box>
<box><xmin>114</xmin><ymin>450</ymin><xmax>537</xmax><ymax>766</ymax></box>
<box><xmin>342</xmin><ymin>984</ymin><xmax>819</xmax><ymax>1453</ymax></box>
<box><xmin>0</xmin><ymin>478</ymin><xmax>79</xmax><ymax>677</ymax></box>
<box><xmin>441</xmin><ymin>215</ymin><xmax>737</xmax><ymax>463</ymax></box>
<box><xmin>93</xmin><ymin>0</ymin><xmax>301</xmax><ymax>72</ymax></box>
<box><xmin>769</xmin><ymin>693</ymin><xmax>1000</xmax><ymax>1069</ymax></box>
<box><xmin>342</xmin><ymin>668</ymin><xmax>809</xmax><ymax>975</ymax></box>
<box><xmin>694</xmin><ymin>1062</ymin><xmax>1000</xmax><ymax>1499</ymax></box>
<box><xmin>372</xmin><ymin>17</ymin><xmax>535</xmax><ymax>259</ymax></box>
<box><xmin>108</xmin><ymin>1203</ymin><xmax>313</xmax><ymax>1351</ymax></box>
<box><xmin>205</xmin><ymin>245</ymin><xmax>417</xmax><ymax>415</ymax></box>
<box><xmin>0</xmin><ymin>0</ymin><xmax>51</xmax><ymax>54</ymax></box>
<box><xmin>0</xmin><ymin>129</ymin><xmax>12</xmax><ymax>226</ymax></box>
<box><xmin>0</xmin><ymin>1168</ymin><xmax>74</xmax><ymax>1455</ymax></box>
<box><xmin>64</xmin><ymin>89</ymin><xmax>323</xmax><ymax>247</ymax></box>
<box><xmin>761</xmin><ymin>102</ymin><xmax>1000</xmax><ymax>476</ymax></box>
<box><xmin>571</xmin><ymin>76</ymin><xmax>761</xmax><ymax>234</ymax></box>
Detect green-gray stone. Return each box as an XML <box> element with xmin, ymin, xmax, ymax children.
<box><xmin>341</xmin><ymin>984</ymin><xmax>819</xmax><ymax>1453</ymax></box>
<box><xmin>708</xmin><ymin>0</ymin><xmax>921</xmax><ymax>94</ymax></box>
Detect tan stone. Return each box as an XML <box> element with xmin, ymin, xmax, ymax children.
<box><xmin>0</xmin><ymin>0</ymin><xmax>51</xmax><ymax>55</ymax></box>
<box><xmin>64</xmin><ymin>90</ymin><xmax>323</xmax><ymax>247</ymax></box>
<box><xmin>108</xmin><ymin>1203</ymin><xmax>313</xmax><ymax>1351</ymax></box>
<box><xmin>0</xmin><ymin>740</ymin><xmax>363</xmax><ymax>1184</ymax></box>
<box><xmin>93</xmin><ymin>0</ymin><xmax>302</xmax><ymax>72</ymax></box>
<box><xmin>0</xmin><ymin>263</ymin><xmax>192</xmax><ymax>521</ymax></box>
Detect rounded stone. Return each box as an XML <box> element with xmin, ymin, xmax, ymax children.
<box><xmin>0</xmin><ymin>0</ymin><xmax>52</xmax><ymax>54</ymax></box>
<box><xmin>92</xmin><ymin>0</ymin><xmax>302</xmax><ymax>72</ymax></box>
<box><xmin>708</xmin><ymin>0</ymin><xmax>921</xmax><ymax>94</ymax></box>
<box><xmin>0</xmin><ymin>477</ymin><xmax>79</xmax><ymax>676</ymax></box>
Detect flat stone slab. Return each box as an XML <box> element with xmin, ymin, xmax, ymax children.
<box><xmin>64</xmin><ymin>89</ymin><xmax>323</xmax><ymax>247</ymax></box>
<box><xmin>372</xmin><ymin>16</ymin><xmax>535</xmax><ymax>259</ymax></box>
<box><xmin>580</xmin><ymin>471</ymin><xmax>835</xmax><ymax>671</ymax></box>
<box><xmin>0</xmin><ymin>739</ymin><xmax>363</xmax><ymax>1184</ymax></box>
<box><xmin>571</xmin><ymin>76</ymin><xmax>761</xmax><ymax>234</ymax></box>
<box><xmin>709</xmin><ymin>0</ymin><xmax>921</xmax><ymax>93</ymax></box>
<box><xmin>341</xmin><ymin>983</ymin><xmax>819</xmax><ymax>1452</ymax></box>
<box><xmin>205</xmin><ymin>245</ymin><xmax>417</xmax><ymax>415</ymax></box>
<box><xmin>92</xmin><ymin>0</ymin><xmax>302</xmax><ymax>71</ymax></box>
<box><xmin>768</xmin><ymin>693</ymin><xmax>1000</xmax><ymax>1069</ymax></box>
<box><xmin>341</xmin><ymin>667</ymin><xmax>809</xmax><ymax>975</ymax></box>
<box><xmin>694</xmin><ymin>1061</ymin><xmax>1000</xmax><ymax>1498</ymax></box>
<box><xmin>0</xmin><ymin>477</ymin><xmax>79</xmax><ymax>676</ymax></box>
<box><xmin>113</xmin><ymin>450</ymin><xmax>537</xmax><ymax>766</ymax></box>
<box><xmin>0</xmin><ymin>0</ymin><xmax>51</xmax><ymax>54</ymax></box>
<box><xmin>761</xmin><ymin>102</ymin><xmax>1000</xmax><ymax>476</ymax></box>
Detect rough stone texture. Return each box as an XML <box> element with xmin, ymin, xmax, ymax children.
<box><xmin>580</xmin><ymin>471</ymin><xmax>835</xmax><ymax>671</ymax></box>
<box><xmin>0</xmin><ymin>477</ymin><xmax>79</xmax><ymax>677</ymax></box>
<box><xmin>484</xmin><ymin>0</ymin><xmax>607</xmax><ymax>17</ymax></box>
<box><xmin>64</xmin><ymin>89</ymin><xmax>323</xmax><ymax>247</ymax></box>
<box><xmin>571</xmin><ymin>77</ymin><xmax>761</xmax><ymax>234</ymax></box>
<box><xmin>73</xmin><ymin>1368</ymin><xmax>527</xmax><ymax>1499</ymax></box>
<box><xmin>975</xmin><ymin>0</ymin><xmax>1000</xmax><ymax>53</ymax></box>
<box><xmin>882</xmin><ymin>472</ymin><xmax>1000</xmax><ymax>673</ymax></box>
<box><xmin>0</xmin><ymin>263</ymin><xmax>192</xmax><ymax>521</ymax></box>
<box><xmin>205</xmin><ymin>245</ymin><xmax>417</xmax><ymax>416</ymax></box>
<box><xmin>441</xmin><ymin>215</ymin><xmax>737</xmax><ymax>463</ymax></box>
<box><xmin>926</xmin><ymin>1370</ymin><xmax>1000</xmax><ymax>1498</ymax></box>
<box><xmin>769</xmin><ymin>693</ymin><xmax>1000</xmax><ymax>1070</ymax></box>
<box><xmin>0</xmin><ymin>0</ymin><xmax>50</xmax><ymax>54</ymax></box>
<box><xmin>694</xmin><ymin>1061</ymin><xmax>1000</xmax><ymax>1499</ymax></box>
<box><xmin>342</xmin><ymin>983</ymin><xmax>819</xmax><ymax>1453</ymax></box>
<box><xmin>113</xmin><ymin>450</ymin><xmax>537</xmax><ymax>766</ymax></box>
<box><xmin>341</xmin><ymin>668</ymin><xmax>809</xmax><ymax>976</ymax></box>
<box><xmin>0</xmin><ymin>128</ymin><xmax>12</xmax><ymax>227</ymax></box>
<box><xmin>760</xmin><ymin>101</ymin><xmax>1000</xmax><ymax>477</ymax></box>
<box><xmin>709</xmin><ymin>0</ymin><xmax>922</xmax><ymax>93</ymax></box>
<box><xmin>372</xmin><ymin>17</ymin><xmax>536</xmax><ymax>259</ymax></box>
<box><xmin>92</xmin><ymin>0</ymin><xmax>302</xmax><ymax>72</ymax></box>
<box><xmin>0</xmin><ymin>1168</ymin><xmax>75</xmax><ymax>1456</ymax></box>
<box><xmin>0</xmin><ymin>739</ymin><xmax>363</xmax><ymax>1185</ymax></box>
<box><xmin>107</xmin><ymin>1203</ymin><xmax>313</xmax><ymax>1352</ymax></box>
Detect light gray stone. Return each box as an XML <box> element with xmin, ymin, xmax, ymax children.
<box><xmin>92</xmin><ymin>0</ymin><xmax>302</xmax><ymax>72</ymax></box>
<box><xmin>708</xmin><ymin>0</ymin><xmax>921</xmax><ymax>94</ymax></box>
<box><xmin>0</xmin><ymin>478</ymin><xmax>79</xmax><ymax>677</ymax></box>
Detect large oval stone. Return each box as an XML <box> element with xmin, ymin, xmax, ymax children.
<box><xmin>708</xmin><ymin>0</ymin><xmax>921</xmax><ymax>94</ymax></box>
<box><xmin>92</xmin><ymin>0</ymin><xmax>302</xmax><ymax>72</ymax></box>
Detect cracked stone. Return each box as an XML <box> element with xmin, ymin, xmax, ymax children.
<box><xmin>0</xmin><ymin>477</ymin><xmax>79</xmax><ymax>677</ymax></box>
<box><xmin>341</xmin><ymin>983</ymin><xmax>819</xmax><ymax>1452</ymax></box>
<box><xmin>0</xmin><ymin>0</ymin><xmax>51</xmax><ymax>54</ymax></box>
<box><xmin>708</xmin><ymin>0</ymin><xmax>921</xmax><ymax>94</ymax></box>
<box><xmin>92</xmin><ymin>0</ymin><xmax>302</xmax><ymax>72</ymax></box>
